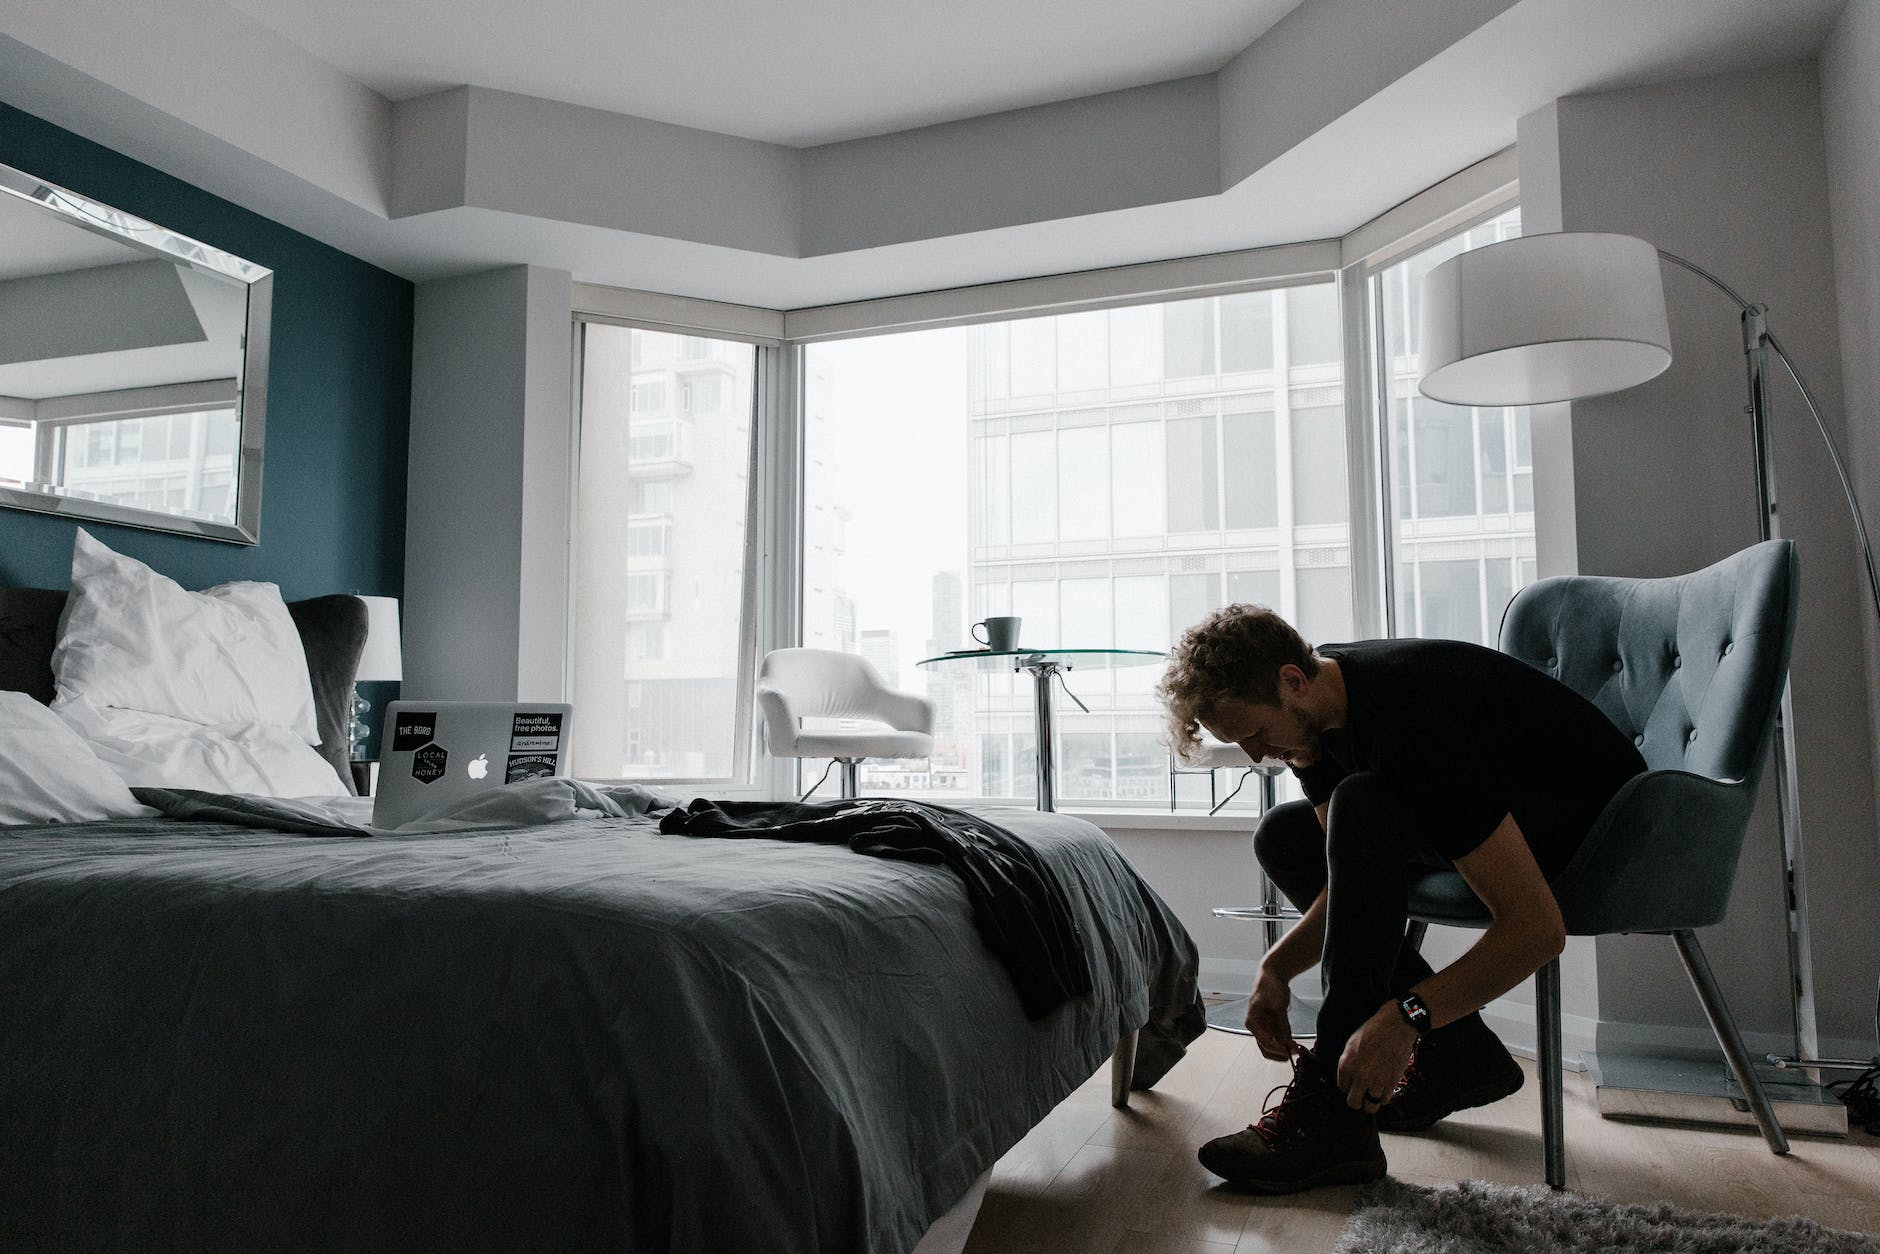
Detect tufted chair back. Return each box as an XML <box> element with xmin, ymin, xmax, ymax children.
<box><xmin>1499</xmin><ymin>540</ymin><xmax>1798</xmax><ymax>789</ymax></box>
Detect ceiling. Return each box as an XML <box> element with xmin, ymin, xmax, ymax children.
<box><xmin>222</xmin><ymin>0</ymin><xmax>1305</xmax><ymax>146</ymax></box>
<box><xmin>0</xmin><ymin>0</ymin><xmax>1853</xmax><ymax>310</ymax></box>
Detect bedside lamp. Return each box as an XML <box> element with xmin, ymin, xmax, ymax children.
<box><xmin>349</xmin><ymin>595</ymin><xmax>403</xmax><ymax>760</ymax></box>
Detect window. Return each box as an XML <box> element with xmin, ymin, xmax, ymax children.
<box><xmin>801</xmin><ymin>281</ymin><xmax>1349</xmax><ymax>805</ymax></box>
<box><xmin>44</xmin><ymin>409</ymin><xmax>239</xmax><ymax>523</ymax></box>
<box><xmin>627</xmin><ymin>517</ymin><xmax>670</xmax><ymax>558</ymax></box>
<box><xmin>681</xmin><ymin>374</ymin><xmax>724</xmax><ymax>415</ymax></box>
<box><xmin>572</xmin><ymin>324</ymin><xmax>757</xmax><ymax>782</ymax></box>
<box><xmin>1372</xmin><ymin>206</ymin><xmax>1532</xmax><ymax>645</ymax></box>
<box><xmin>625</xmin><ymin>571</ymin><xmax>670</xmax><ymax>616</ymax></box>
<box><xmin>0</xmin><ymin>423</ymin><xmax>31</xmax><ymax>484</ymax></box>
<box><xmin>632</xmin><ymin>480</ymin><xmax>673</xmax><ymax>514</ymax></box>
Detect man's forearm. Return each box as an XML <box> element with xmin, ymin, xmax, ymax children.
<box><xmin>1411</xmin><ymin>916</ymin><xmax>1563</xmax><ymax>1031</ymax></box>
<box><xmin>1260</xmin><ymin>885</ymin><xmax>1327</xmax><ymax>983</ymax></box>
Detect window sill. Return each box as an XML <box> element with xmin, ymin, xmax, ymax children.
<box><xmin>1057</xmin><ymin>808</ymin><xmax>1259</xmax><ymax>833</ymax></box>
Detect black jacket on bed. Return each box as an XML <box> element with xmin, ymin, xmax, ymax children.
<box><xmin>658</xmin><ymin>797</ymin><xmax>1093</xmax><ymax>1019</ymax></box>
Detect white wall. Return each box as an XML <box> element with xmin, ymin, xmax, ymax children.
<box><xmin>404</xmin><ymin>264</ymin><xmax>573</xmax><ymax>703</ymax></box>
<box><xmin>1520</xmin><ymin>61</ymin><xmax>1879</xmax><ymax>1061</ymax></box>
<box><xmin>1821</xmin><ymin>0</ymin><xmax>1880</xmax><ymax>893</ymax></box>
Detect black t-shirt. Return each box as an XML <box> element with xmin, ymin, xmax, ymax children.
<box><xmin>1292</xmin><ymin>639</ymin><xmax>1647</xmax><ymax>877</ymax></box>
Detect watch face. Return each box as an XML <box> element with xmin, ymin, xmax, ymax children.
<box><xmin>1400</xmin><ymin>995</ymin><xmax>1432</xmax><ymax>1030</ymax></box>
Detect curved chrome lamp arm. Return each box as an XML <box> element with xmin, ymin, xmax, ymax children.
<box><xmin>1657</xmin><ymin>246</ymin><xmax>1880</xmax><ymax>1072</ymax></box>
<box><xmin>1658</xmin><ymin>249</ymin><xmax>1880</xmax><ymax>626</ymax></box>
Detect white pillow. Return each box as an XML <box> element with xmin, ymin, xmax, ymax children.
<box><xmin>54</xmin><ymin>699</ymin><xmax>347</xmax><ymax>798</ymax></box>
<box><xmin>0</xmin><ymin>692</ymin><xmax>150</xmax><ymax>824</ymax></box>
<box><xmin>52</xmin><ymin>530</ymin><xmax>321</xmax><ymax>745</ymax></box>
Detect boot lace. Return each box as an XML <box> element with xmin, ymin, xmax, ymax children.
<box><xmin>1388</xmin><ymin>1041</ymin><xmax>1424</xmax><ymax>1104</ymax></box>
<box><xmin>1249</xmin><ymin>1056</ymin><xmax>1332</xmax><ymax>1146</ymax></box>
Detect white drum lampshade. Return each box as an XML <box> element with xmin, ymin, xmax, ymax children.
<box><xmin>354</xmin><ymin>595</ymin><xmax>403</xmax><ymax>683</ymax></box>
<box><xmin>1417</xmin><ymin>232</ymin><xmax>1674</xmax><ymax>406</ymax></box>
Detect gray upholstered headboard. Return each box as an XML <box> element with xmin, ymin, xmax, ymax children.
<box><xmin>0</xmin><ymin>587</ymin><xmax>369</xmax><ymax>795</ymax></box>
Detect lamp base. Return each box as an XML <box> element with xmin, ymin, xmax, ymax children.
<box><xmin>1587</xmin><ymin>1048</ymin><xmax>1848</xmax><ymax>1136</ymax></box>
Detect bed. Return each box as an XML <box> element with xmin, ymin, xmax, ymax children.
<box><xmin>0</xmin><ymin>583</ymin><xmax>1205</xmax><ymax>1253</ymax></box>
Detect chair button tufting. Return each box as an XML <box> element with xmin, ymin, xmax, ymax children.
<box><xmin>1611</xmin><ymin>659</ymin><xmax>1623</xmax><ymax>673</ymax></box>
<box><xmin>1722</xmin><ymin>642</ymin><xmax>1734</xmax><ymax>655</ymax></box>
<box><xmin>1672</xmin><ymin>654</ymin><xmax>1682</xmax><ymax>668</ymax></box>
<box><xmin>1688</xmin><ymin>729</ymin><xmax>1699</xmax><ymax>743</ymax></box>
<box><xmin>1547</xmin><ymin>656</ymin><xmax>1558</xmax><ymax>668</ymax></box>
<box><xmin>1634</xmin><ymin>735</ymin><xmax>1645</xmax><ymax>747</ymax></box>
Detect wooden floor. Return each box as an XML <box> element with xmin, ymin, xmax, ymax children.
<box><xmin>960</xmin><ymin>1027</ymin><xmax>1880</xmax><ymax>1253</ymax></box>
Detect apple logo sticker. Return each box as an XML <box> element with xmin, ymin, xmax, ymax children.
<box><xmin>467</xmin><ymin>753</ymin><xmax>489</xmax><ymax>781</ymax></box>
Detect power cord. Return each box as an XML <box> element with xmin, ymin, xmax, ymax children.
<box><xmin>1829</xmin><ymin>1060</ymin><xmax>1880</xmax><ymax>1135</ymax></box>
<box><xmin>797</xmin><ymin>759</ymin><xmax>836</xmax><ymax>802</ymax></box>
<box><xmin>1209</xmin><ymin>766</ymin><xmax>1256</xmax><ymax>816</ymax></box>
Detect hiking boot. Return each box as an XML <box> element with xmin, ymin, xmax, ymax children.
<box><xmin>1376</xmin><ymin>1012</ymin><xmax>1526</xmax><ymax>1133</ymax></box>
<box><xmin>1196</xmin><ymin>1049</ymin><xmax>1387</xmax><ymax>1194</ymax></box>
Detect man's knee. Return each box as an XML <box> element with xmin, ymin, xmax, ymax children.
<box><xmin>1253</xmin><ymin>799</ymin><xmax>1323</xmax><ymax>874</ymax></box>
<box><xmin>1327</xmin><ymin>771</ymin><xmax>1385</xmax><ymax>812</ymax></box>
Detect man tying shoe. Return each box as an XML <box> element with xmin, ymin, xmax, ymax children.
<box><xmin>1159</xmin><ymin>604</ymin><xmax>1646</xmax><ymax>1193</ymax></box>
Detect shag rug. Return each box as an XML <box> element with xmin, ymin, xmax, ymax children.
<box><xmin>1336</xmin><ymin>1178</ymin><xmax>1880</xmax><ymax>1254</ymax></box>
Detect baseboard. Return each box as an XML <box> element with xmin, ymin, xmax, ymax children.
<box><xmin>1596</xmin><ymin>1019</ymin><xmax>1874</xmax><ymax>1066</ymax></box>
<box><xmin>1197</xmin><ymin>958</ymin><xmax>1261</xmax><ymax>994</ymax></box>
<box><xmin>1197</xmin><ymin>963</ymin><xmax>1595</xmax><ymax>1072</ymax></box>
<box><xmin>1480</xmin><ymin>1003</ymin><xmax>1596</xmax><ymax>1073</ymax></box>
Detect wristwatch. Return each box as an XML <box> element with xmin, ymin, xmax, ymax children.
<box><xmin>1396</xmin><ymin>992</ymin><xmax>1434</xmax><ymax>1035</ymax></box>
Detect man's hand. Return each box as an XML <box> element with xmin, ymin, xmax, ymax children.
<box><xmin>1245</xmin><ymin>967</ymin><xmax>1300</xmax><ymax>1062</ymax></box>
<box><xmin>1336</xmin><ymin>1002</ymin><xmax>1419</xmax><ymax>1113</ymax></box>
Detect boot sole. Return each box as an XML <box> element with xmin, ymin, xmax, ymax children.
<box><xmin>1212</xmin><ymin>1155</ymin><xmax>1389</xmax><ymax>1196</ymax></box>
<box><xmin>1377</xmin><ymin>1067</ymin><xmax>1526</xmax><ymax>1134</ymax></box>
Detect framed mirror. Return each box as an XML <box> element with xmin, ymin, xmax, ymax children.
<box><xmin>0</xmin><ymin>160</ymin><xmax>272</xmax><ymax>544</ymax></box>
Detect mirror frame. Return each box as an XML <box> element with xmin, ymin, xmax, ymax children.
<box><xmin>0</xmin><ymin>160</ymin><xmax>274</xmax><ymax>545</ymax></box>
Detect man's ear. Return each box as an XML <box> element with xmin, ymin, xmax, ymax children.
<box><xmin>1276</xmin><ymin>663</ymin><xmax>1305</xmax><ymax>695</ymax></box>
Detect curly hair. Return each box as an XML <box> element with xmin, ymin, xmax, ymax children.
<box><xmin>1157</xmin><ymin>603</ymin><xmax>1319</xmax><ymax>763</ymax></box>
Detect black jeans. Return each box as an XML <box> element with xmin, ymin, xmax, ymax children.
<box><xmin>1254</xmin><ymin>773</ymin><xmax>1443</xmax><ymax>1067</ymax></box>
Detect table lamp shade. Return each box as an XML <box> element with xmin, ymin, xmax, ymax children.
<box><xmin>1417</xmin><ymin>232</ymin><xmax>1674</xmax><ymax>406</ymax></box>
<box><xmin>354</xmin><ymin>595</ymin><xmax>403</xmax><ymax>682</ymax></box>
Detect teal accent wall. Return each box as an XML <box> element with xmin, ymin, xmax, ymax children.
<box><xmin>0</xmin><ymin>101</ymin><xmax>411</xmax><ymax>606</ymax></box>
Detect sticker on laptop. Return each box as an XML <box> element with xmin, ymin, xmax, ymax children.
<box><xmin>505</xmin><ymin>753</ymin><xmax>557</xmax><ymax>784</ymax></box>
<box><xmin>509</xmin><ymin>712</ymin><xmax>564</xmax><ymax>753</ymax></box>
<box><xmin>412</xmin><ymin>742</ymin><xmax>448</xmax><ymax>784</ymax></box>
<box><xmin>392</xmin><ymin>712</ymin><xmax>438</xmax><ymax>753</ymax></box>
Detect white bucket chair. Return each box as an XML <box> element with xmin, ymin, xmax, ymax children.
<box><xmin>757</xmin><ymin>648</ymin><xmax>936</xmax><ymax>799</ymax></box>
<box><xmin>1168</xmin><ymin>736</ymin><xmax>1260</xmax><ymax>814</ymax></box>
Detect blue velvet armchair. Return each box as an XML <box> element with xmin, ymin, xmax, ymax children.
<box><xmin>1404</xmin><ymin>539</ymin><xmax>1799</xmax><ymax>1188</ymax></box>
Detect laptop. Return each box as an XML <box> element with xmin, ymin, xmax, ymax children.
<box><xmin>373</xmin><ymin>700</ymin><xmax>575</xmax><ymax>828</ymax></box>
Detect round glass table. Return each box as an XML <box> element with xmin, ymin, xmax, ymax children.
<box><xmin>915</xmin><ymin>647</ymin><xmax>1165</xmax><ymax>812</ymax></box>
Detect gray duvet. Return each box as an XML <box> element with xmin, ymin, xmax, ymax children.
<box><xmin>0</xmin><ymin>800</ymin><xmax>1202</xmax><ymax>1254</ymax></box>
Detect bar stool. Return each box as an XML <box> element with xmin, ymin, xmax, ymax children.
<box><xmin>1203</xmin><ymin>757</ymin><xmax>1315</xmax><ymax>1038</ymax></box>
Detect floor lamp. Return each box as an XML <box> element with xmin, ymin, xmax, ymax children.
<box><xmin>1416</xmin><ymin>232</ymin><xmax>1880</xmax><ymax>1089</ymax></box>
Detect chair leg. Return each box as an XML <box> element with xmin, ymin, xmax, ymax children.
<box><xmin>1403</xmin><ymin>920</ymin><xmax>1429</xmax><ymax>952</ymax></box>
<box><xmin>1535</xmin><ymin>957</ymin><xmax>1566</xmax><ymax>1189</ymax></box>
<box><xmin>839</xmin><ymin>760</ymin><xmax>860</xmax><ymax>799</ymax></box>
<box><xmin>1111</xmin><ymin>1027</ymin><xmax>1139</xmax><ymax>1108</ymax></box>
<box><xmin>1670</xmin><ymin>929</ymin><xmax>1790</xmax><ymax>1156</ymax></box>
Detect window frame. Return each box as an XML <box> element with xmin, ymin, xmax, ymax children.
<box><xmin>567</xmin><ymin>304</ymin><xmax>789</xmax><ymax>796</ymax></box>
<box><xmin>563</xmin><ymin>152</ymin><xmax>1522</xmax><ymax>811</ymax></box>
<box><xmin>1346</xmin><ymin>191</ymin><xmax>1524</xmax><ymax>640</ymax></box>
